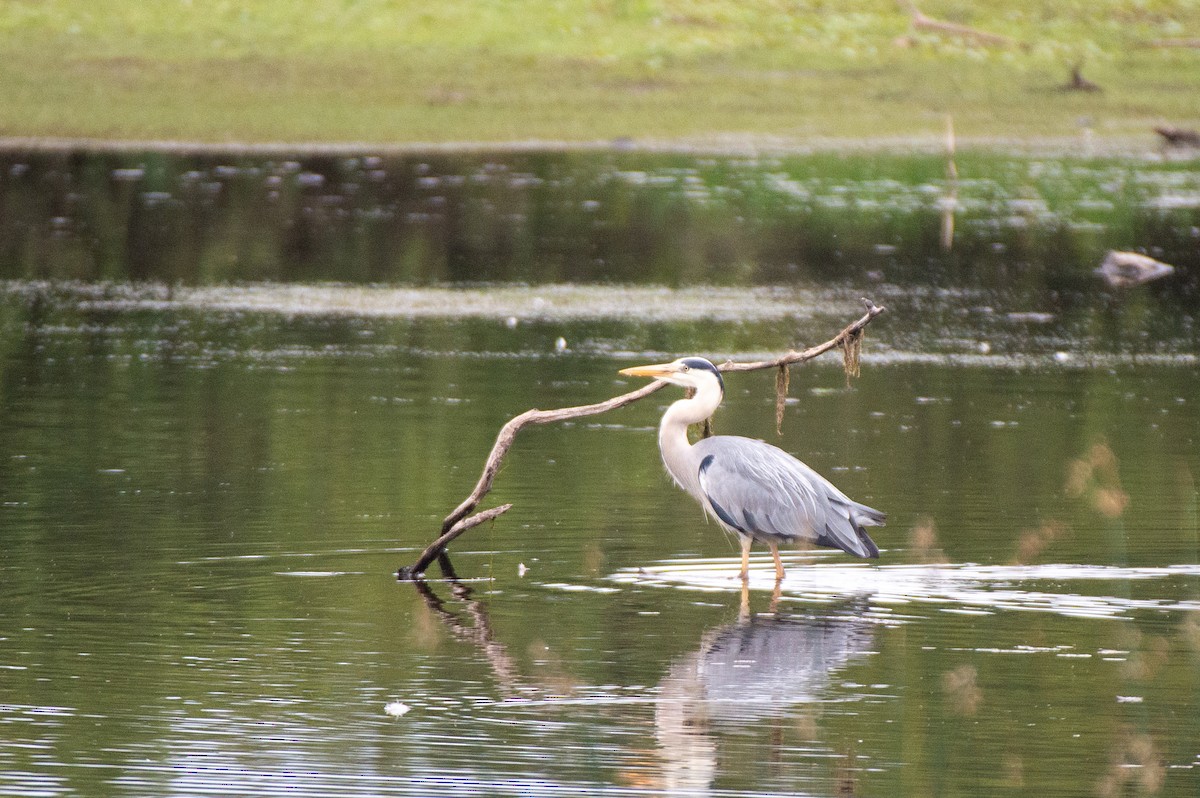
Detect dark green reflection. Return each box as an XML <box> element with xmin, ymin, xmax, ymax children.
<box><xmin>1</xmin><ymin>150</ymin><xmax>1198</xmax><ymax>303</ymax></box>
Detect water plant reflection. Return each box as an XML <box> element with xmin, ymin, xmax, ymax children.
<box><xmin>1097</xmin><ymin>729</ymin><xmax>1166</xmax><ymax>798</ymax></box>
<box><xmin>2</xmin><ymin>151</ymin><xmax>1198</xmax><ymax>310</ymax></box>
<box><xmin>941</xmin><ymin>664</ymin><xmax>982</xmax><ymax>716</ymax></box>
<box><xmin>1066</xmin><ymin>441</ymin><xmax>1130</xmax><ymax>520</ymax></box>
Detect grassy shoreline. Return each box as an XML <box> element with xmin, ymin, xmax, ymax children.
<box><xmin>1</xmin><ymin>1</ymin><xmax>1198</xmax><ymax>149</ymax></box>
<box><xmin>0</xmin><ymin>134</ymin><xmax>1178</xmax><ymax>159</ymax></box>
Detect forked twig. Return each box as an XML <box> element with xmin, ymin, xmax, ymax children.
<box><xmin>398</xmin><ymin>298</ymin><xmax>887</xmax><ymax>579</ymax></box>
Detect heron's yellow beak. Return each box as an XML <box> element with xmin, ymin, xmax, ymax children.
<box><xmin>619</xmin><ymin>363</ymin><xmax>676</xmax><ymax>379</ymax></box>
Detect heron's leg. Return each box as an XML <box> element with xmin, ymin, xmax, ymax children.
<box><xmin>738</xmin><ymin>537</ymin><xmax>752</xmax><ymax>581</ymax></box>
<box><xmin>769</xmin><ymin>542</ymin><xmax>785</xmax><ymax>584</ymax></box>
<box><xmin>739</xmin><ymin>580</ymin><xmax>750</xmax><ymax>621</ymax></box>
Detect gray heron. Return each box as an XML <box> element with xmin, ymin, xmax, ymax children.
<box><xmin>620</xmin><ymin>356</ymin><xmax>884</xmax><ymax>582</ymax></box>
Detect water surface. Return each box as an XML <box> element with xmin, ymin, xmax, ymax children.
<box><xmin>1</xmin><ymin>285</ymin><xmax>1197</xmax><ymax>797</ymax></box>
<box><xmin>1</xmin><ymin>147</ymin><xmax>1198</xmax><ymax>797</ymax></box>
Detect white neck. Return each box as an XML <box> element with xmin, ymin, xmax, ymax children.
<box><xmin>657</xmin><ymin>377</ymin><xmax>723</xmax><ymax>498</ymax></box>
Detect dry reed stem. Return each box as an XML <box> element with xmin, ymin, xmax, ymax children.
<box><xmin>897</xmin><ymin>0</ymin><xmax>1015</xmax><ymax>48</ymax></box>
<box><xmin>775</xmin><ymin>363</ymin><xmax>790</xmax><ymax>437</ymax></box>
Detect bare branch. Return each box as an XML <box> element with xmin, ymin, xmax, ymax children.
<box><xmin>1147</xmin><ymin>38</ymin><xmax>1200</xmax><ymax>49</ymax></box>
<box><xmin>438</xmin><ymin>381</ymin><xmax>669</xmax><ymax>536</ymax></box>
<box><xmin>399</xmin><ymin>503</ymin><xmax>514</xmax><ymax>580</ymax></box>
<box><xmin>718</xmin><ymin>298</ymin><xmax>886</xmax><ymax>372</ymax></box>
<box><xmin>898</xmin><ymin>0</ymin><xmax>1015</xmax><ymax>48</ymax></box>
<box><xmin>398</xmin><ymin>299</ymin><xmax>887</xmax><ymax>579</ymax></box>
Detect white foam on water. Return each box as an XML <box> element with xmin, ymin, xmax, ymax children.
<box><xmin>609</xmin><ymin>556</ymin><xmax>1200</xmax><ymax>620</ymax></box>
<box><xmin>4</xmin><ymin>281</ymin><xmax>1198</xmax><ymax>368</ymax></box>
<box><xmin>67</xmin><ymin>282</ymin><xmax>831</xmax><ymax>323</ymax></box>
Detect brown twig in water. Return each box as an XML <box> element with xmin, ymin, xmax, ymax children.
<box><xmin>1061</xmin><ymin>63</ymin><xmax>1101</xmax><ymax>92</ymax></box>
<box><xmin>1147</xmin><ymin>38</ymin><xmax>1200</xmax><ymax>49</ymax></box>
<box><xmin>399</xmin><ymin>504</ymin><xmax>516</xmax><ymax>581</ymax></box>
<box><xmin>897</xmin><ymin>0</ymin><xmax>1015</xmax><ymax>48</ymax></box>
<box><xmin>1154</xmin><ymin>125</ymin><xmax>1200</xmax><ymax>148</ymax></box>
<box><xmin>398</xmin><ymin>298</ymin><xmax>887</xmax><ymax>579</ymax></box>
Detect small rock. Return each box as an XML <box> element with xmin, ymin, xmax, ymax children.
<box><xmin>1094</xmin><ymin>251</ymin><xmax>1175</xmax><ymax>288</ymax></box>
<box><xmin>1005</xmin><ymin>312</ymin><xmax>1056</xmax><ymax>324</ymax></box>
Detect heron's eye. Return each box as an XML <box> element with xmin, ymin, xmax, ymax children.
<box><xmin>680</xmin><ymin>365</ymin><xmax>690</xmax><ymax>372</ymax></box>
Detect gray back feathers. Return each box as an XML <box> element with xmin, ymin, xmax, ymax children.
<box><xmin>692</xmin><ymin>435</ymin><xmax>882</xmax><ymax>559</ymax></box>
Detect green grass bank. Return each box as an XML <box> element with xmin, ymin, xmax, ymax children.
<box><xmin>1</xmin><ymin>0</ymin><xmax>1198</xmax><ymax>148</ymax></box>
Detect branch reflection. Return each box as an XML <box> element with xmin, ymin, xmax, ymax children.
<box><xmin>409</xmin><ymin>565</ymin><xmax>523</xmax><ymax>697</ymax></box>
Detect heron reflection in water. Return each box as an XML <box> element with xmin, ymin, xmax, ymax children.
<box><xmin>620</xmin><ymin>357</ymin><xmax>885</xmax><ymax>582</ymax></box>
<box><xmin>408</xmin><ymin>575</ymin><xmax>877</xmax><ymax>795</ymax></box>
<box><xmin>655</xmin><ymin>605</ymin><xmax>877</xmax><ymax>794</ymax></box>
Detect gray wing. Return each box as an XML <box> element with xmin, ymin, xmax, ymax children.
<box><xmin>692</xmin><ymin>435</ymin><xmax>883</xmax><ymax>559</ymax></box>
